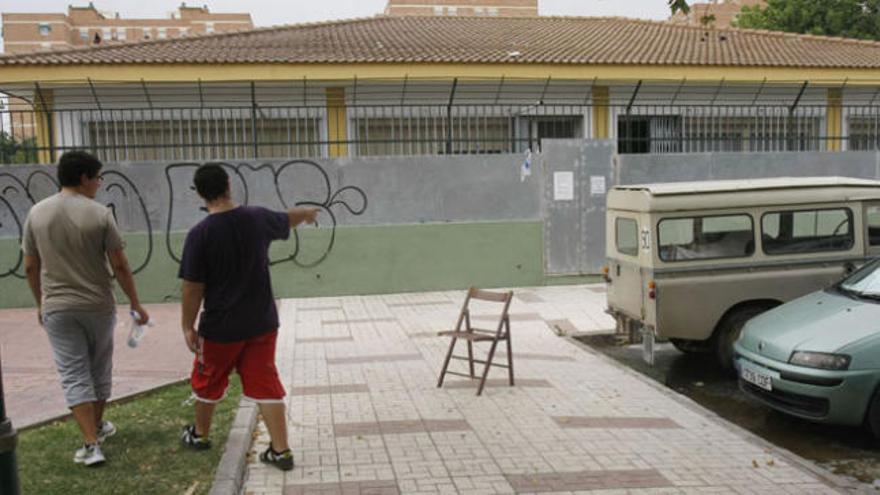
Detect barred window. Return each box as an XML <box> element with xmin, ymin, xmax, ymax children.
<box><xmin>354</xmin><ymin>115</ymin><xmax>513</xmax><ymax>157</ymax></box>
<box><xmin>619</xmin><ymin>113</ymin><xmax>823</xmax><ymax>154</ymax></box>
<box><xmin>681</xmin><ymin>116</ymin><xmax>822</xmax><ymax>153</ymax></box>
<box><xmin>848</xmin><ymin>116</ymin><xmax>880</xmax><ymax>151</ymax></box>
<box><xmin>87</xmin><ymin>113</ymin><xmax>321</xmax><ymax>161</ymax></box>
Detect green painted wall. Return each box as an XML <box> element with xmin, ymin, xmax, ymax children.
<box><xmin>0</xmin><ymin>221</ymin><xmax>544</xmax><ymax>309</ymax></box>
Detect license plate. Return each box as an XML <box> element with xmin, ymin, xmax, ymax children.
<box><xmin>741</xmin><ymin>366</ymin><xmax>772</xmax><ymax>391</ymax></box>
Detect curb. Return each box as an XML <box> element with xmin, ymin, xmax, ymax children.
<box><xmin>209</xmin><ymin>398</ymin><xmax>259</xmax><ymax>495</ymax></box>
<box><xmin>566</xmin><ymin>335</ymin><xmax>863</xmax><ymax>494</ymax></box>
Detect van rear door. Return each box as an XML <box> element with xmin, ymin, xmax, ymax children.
<box><xmin>607</xmin><ymin>215</ymin><xmax>645</xmax><ymax>320</ymax></box>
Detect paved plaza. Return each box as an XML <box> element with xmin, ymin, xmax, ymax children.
<box><xmin>243</xmin><ymin>285</ymin><xmax>843</xmax><ymax>495</ymax></box>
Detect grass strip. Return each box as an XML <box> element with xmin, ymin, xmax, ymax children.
<box><xmin>18</xmin><ymin>376</ymin><xmax>242</xmax><ymax>495</ymax></box>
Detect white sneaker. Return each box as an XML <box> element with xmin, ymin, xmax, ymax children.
<box><xmin>97</xmin><ymin>420</ymin><xmax>117</xmax><ymax>443</ymax></box>
<box><xmin>73</xmin><ymin>443</ymin><xmax>106</xmax><ymax>467</ymax></box>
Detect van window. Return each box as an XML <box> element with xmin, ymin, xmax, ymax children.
<box><xmin>868</xmin><ymin>206</ymin><xmax>880</xmax><ymax>246</ymax></box>
<box><xmin>658</xmin><ymin>214</ymin><xmax>754</xmax><ymax>261</ymax></box>
<box><xmin>616</xmin><ymin>218</ymin><xmax>639</xmax><ymax>256</ymax></box>
<box><xmin>762</xmin><ymin>208</ymin><xmax>853</xmax><ymax>255</ymax></box>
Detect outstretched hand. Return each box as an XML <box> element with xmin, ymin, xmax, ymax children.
<box><xmin>288</xmin><ymin>207</ymin><xmax>320</xmax><ymax>227</ymax></box>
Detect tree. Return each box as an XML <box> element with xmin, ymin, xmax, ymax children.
<box><xmin>668</xmin><ymin>0</ymin><xmax>691</xmax><ymax>15</ymax></box>
<box><xmin>0</xmin><ymin>132</ymin><xmax>38</xmax><ymax>165</ymax></box>
<box><xmin>735</xmin><ymin>0</ymin><xmax>880</xmax><ymax>41</ymax></box>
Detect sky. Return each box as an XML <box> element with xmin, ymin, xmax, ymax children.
<box><xmin>0</xmin><ymin>0</ymin><xmax>672</xmax><ymax>28</ymax></box>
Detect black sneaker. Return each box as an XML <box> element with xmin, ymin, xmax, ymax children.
<box><xmin>180</xmin><ymin>424</ymin><xmax>212</xmax><ymax>450</ymax></box>
<box><xmin>260</xmin><ymin>447</ymin><xmax>294</xmax><ymax>471</ymax></box>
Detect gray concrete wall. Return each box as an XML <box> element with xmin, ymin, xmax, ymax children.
<box><xmin>0</xmin><ymin>154</ymin><xmax>542</xmax><ymax>243</ymax></box>
<box><xmin>541</xmin><ymin>140</ymin><xmax>615</xmax><ymax>275</ymax></box>
<box><xmin>616</xmin><ymin>151</ymin><xmax>880</xmax><ymax>184</ymax></box>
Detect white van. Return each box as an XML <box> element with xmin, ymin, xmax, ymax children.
<box><xmin>604</xmin><ymin>177</ymin><xmax>880</xmax><ymax>368</ymax></box>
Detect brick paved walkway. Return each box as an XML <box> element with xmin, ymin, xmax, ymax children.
<box><xmin>0</xmin><ymin>303</ymin><xmax>192</xmax><ymax>427</ymax></box>
<box><xmin>243</xmin><ymin>285</ymin><xmax>841</xmax><ymax>494</ymax></box>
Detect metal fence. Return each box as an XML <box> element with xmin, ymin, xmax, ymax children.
<box><xmin>1</xmin><ymin>99</ymin><xmax>877</xmax><ymax>164</ymax></box>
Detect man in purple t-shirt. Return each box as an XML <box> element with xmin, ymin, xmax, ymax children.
<box><xmin>178</xmin><ymin>164</ymin><xmax>318</xmax><ymax>471</ymax></box>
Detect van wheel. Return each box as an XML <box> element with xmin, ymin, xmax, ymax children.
<box><xmin>670</xmin><ymin>338</ymin><xmax>710</xmax><ymax>354</ymax></box>
<box><xmin>865</xmin><ymin>388</ymin><xmax>880</xmax><ymax>439</ymax></box>
<box><xmin>714</xmin><ymin>305</ymin><xmax>774</xmax><ymax>371</ymax></box>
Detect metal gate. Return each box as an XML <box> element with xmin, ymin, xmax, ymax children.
<box><xmin>542</xmin><ymin>139</ymin><xmax>615</xmax><ymax>275</ymax></box>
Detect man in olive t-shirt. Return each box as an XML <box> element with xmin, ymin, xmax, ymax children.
<box><xmin>22</xmin><ymin>151</ymin><xmax>149</xmax><ymax>467</ymax></box>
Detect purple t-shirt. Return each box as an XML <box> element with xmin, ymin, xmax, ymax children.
<box><xmin>178</xmin><ymin>206</ymin><xmax>289</xmax><ymax>342</ymax></box>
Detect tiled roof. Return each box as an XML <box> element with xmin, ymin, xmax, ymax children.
<box><xmin>3</xmin><ymin>15</ymin><xmax>880</xmax><ymax>68</ymax></box>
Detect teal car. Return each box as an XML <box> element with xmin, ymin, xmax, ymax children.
<box><xmin>734</xmin><ymin>257</ymin><xmax>880</xmax><ymax>435</ymax></box>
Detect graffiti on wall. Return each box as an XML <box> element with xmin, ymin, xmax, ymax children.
<box><xmin>164</xmin><ymin>160</ymin><xmax>367</xmax><ymax>267</ymax></box>
<box><xmin>0</xmin><ymin>159</ymin><xmax>368</xmax><ymax>279</ymax></box>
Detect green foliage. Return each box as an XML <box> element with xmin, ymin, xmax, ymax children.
<box><xmin>669</xmin><ymin>0</ymin><xmax>691</xmax><ymax>15</ymax></box>
<box><xmin>0</xmin><ymin>132</ymin><xmax>38</xmax><ymax>164</ymax></box>
<box><xmin>18</xmin><ymin>377</ymin><xmax>242</xmax><ymax>495</ymax></box>
<box><xmin>735</xmin><ymin>0</ymin><xmax>880</xmax><ymax>41</ymax></box>
<box><xmin>700</xmin><ymin>14</ymin><xmax>717</xmax><ymax>27</ymax></box>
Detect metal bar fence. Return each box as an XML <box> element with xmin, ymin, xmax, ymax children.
<box><xmin>1</xmin><ymin>102</ymin><xmax>879</xmax><ymax>164</ymax></box>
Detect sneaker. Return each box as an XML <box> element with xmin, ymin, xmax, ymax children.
<box><xmin>259</xmin><ymin>447</ymin><xmax>294</xmax><ymax>471</ymax></box>
<box><xmin>97</xmin><ymin>420</ymin><xmax>117</xmax><ymax>443</ymax></box>
<box><xmin>180</xmin><ymin>424</ymin><xmax>212</xmax><ymax>450</ymax></box>
<box><xmin>73</xmin><ymin>443</ymin><xmax>106</xmax><ymax>467</ymax></box>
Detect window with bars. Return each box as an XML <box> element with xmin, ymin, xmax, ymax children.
<box><xmin>619</xmin><ymin>114</ymin><xmax>823</xmax><ymax>153</ymax></box>
<box><xmin>847</xmin><ymin>116</ymin><xmax>880</xmax><ymax>151</ymax></box>
<box><xmin>87</xmin><ymin>116</ymin><xmax>321</xmax><ymax>161</ymax></box>
<box><xmin>353</xmin><ymin>115</ymin><xmax>514</xmax><ymax>156</ymax></box>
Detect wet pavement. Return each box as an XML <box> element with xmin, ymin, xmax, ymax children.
<box><xmin>576</xmin><ymin>334</ymin><xmax>880</xmax><ymax>490</ymax></box>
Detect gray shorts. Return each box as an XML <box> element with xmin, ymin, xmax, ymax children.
<box><xmin>42</xmin><ymin>310</ymin><xmax>116</xmax><ymax>408</ymax></box>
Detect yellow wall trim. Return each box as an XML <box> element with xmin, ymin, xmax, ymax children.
<box><xmin>326</xmin><ymin>87</ymin><xmax>348</xmax><ymax>158</ymax></box>
<box><xmin>592</xmin><ymin>86</ymin><xmax>609</xmax><ymax>140</ymax></box>
<box><xmin>5</xmin><ymin>63</ymin><xmax>880</xmax><ymax>85</ymax></box>
<box><xmin>34</xmin><ymin>88</ymin><xmax>54</xmax><ymax>164</ymax></box>
<box><xmin>827</xmin><ymin>88</ymin><xmax>843</xmax><ymax>152</ymax></box>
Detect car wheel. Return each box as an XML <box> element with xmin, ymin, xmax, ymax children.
<box><xmin>865</xmin><ymin>387</ymin><xmax>880</xmax><ymax>439</ymax></box>
<box><xmin>670</xmin><ymin>338</ymin><xmax>710</xmax><ymax>354</ymax></box>
<box><xmin>714</xmin><ymin>304</ymin><xmax>774</xmax><ymax>371</ymax></box>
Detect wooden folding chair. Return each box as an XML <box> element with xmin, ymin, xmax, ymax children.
<box><xmin>436</xmin><ymin>287</ymin><xmax>514</xmax><ymax>396</ymax></box>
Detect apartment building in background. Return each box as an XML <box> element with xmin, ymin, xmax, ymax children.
<box><xmin>670</xmin><ymin>0</ymin><xmax>764</xmax><ymax>28</ymax></box>
<box><xmin>1</xmin><ymin>2</ymin><xmax>253</xmax><ymax>55</ymax></box>
<box><xmin>384</xmin><ymin>0</ymin><xmax>538</xmax><ymax>17</ymax></box>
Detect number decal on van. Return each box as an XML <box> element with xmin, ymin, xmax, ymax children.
<box><xmin>640</xmin><ymin>228</ymin><xmax>651</xmax><ymax>252</ymax></box>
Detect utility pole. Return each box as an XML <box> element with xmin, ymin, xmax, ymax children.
<box><xmin>0</xmin><ymin>348</ymin><xmax>20</xmax><ymax>495</ymax></box>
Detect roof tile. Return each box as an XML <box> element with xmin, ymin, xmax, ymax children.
<box><xmin>3</xmin><ymin>15</ymin><xmax>880</xmax><ymax>68</ymax></box>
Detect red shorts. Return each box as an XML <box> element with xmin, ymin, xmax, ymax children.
<box><xmin>191</xmin><ymin>330</ymin><xmax>286</xmax><ymax>403</ymax></box>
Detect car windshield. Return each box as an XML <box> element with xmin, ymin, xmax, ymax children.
<box><xmin>839</xmin><ymin>258</ymin><xmax>880</xmax><ymax>298</ymax></box>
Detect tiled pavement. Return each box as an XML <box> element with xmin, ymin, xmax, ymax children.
<box><xmin>243</xmin><ymin>285</ymin><xmax>841</xmax><ymax>495</ymax></box>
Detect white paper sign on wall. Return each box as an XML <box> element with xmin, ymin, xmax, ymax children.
<box><xmin>553</xmin><ymin>171</ymin><xmax>574</xmax><ymax>201</ymax></box>
<box><xmin>590</xmin><ymin>176</ymin><xmax>606</xmax><ymax>196</ymax></box>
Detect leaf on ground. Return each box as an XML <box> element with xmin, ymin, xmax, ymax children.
<box><xmin>183</xmin><ymin>481</ymin><xmax>200</xmax><ymax>495</ymax></box>
<box><xmin>752</xmin><ymin>460</ymin><xmax>759</xmax><ymax>468</ymax></box>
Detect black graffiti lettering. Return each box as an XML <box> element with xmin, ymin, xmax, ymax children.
<box><xmin>164</xmin><ymin>159</ymin><xmax>367</xmax><ymax>268</ymax></box>
<box><xmin>0</xmin><ymin>159</ymin><xmax>368</xmax><ymax>280</ymax></box>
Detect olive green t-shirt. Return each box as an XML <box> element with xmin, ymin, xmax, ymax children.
<box><xmin>22</xmin><ymin>191</ymin><xmax>124</xmax><ymax>314</ymax></box>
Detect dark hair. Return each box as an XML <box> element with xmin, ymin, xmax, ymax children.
<box><xmin>193</xmin><ymin>164</ymin><xmax>229</xmax><ymax>202</ymax></box>
<box><xmin>57</xmin><ymin>151</ymin><xmax>102</xmax><ymax>187</ymax></box>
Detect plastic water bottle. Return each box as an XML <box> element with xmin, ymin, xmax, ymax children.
<box><xmin>127</xmin><ymin>310</ymin><xmax>153</xmax><ymax>348</ymax></box>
